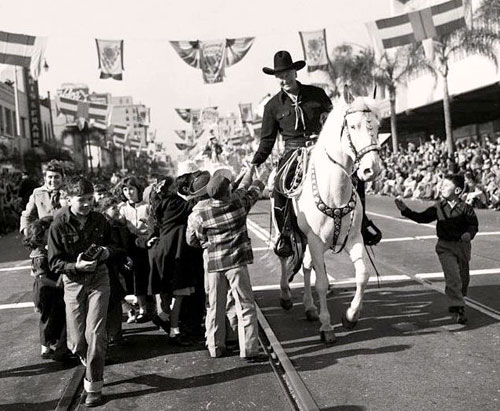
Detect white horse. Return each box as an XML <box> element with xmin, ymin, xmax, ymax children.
<box><xmin>276</xmin><ymin>88</ymin><xmax>383</xmax><ymax>343</ymax></box>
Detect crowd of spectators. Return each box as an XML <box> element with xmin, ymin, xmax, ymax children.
<box><xmin>367</xmin><ymin>136</ymin><xmax>500</xmax><ymax>210</ymax></box>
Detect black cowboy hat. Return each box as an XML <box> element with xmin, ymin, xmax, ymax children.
<box><xmin>263</xmin><ymin>50</ymin><xmax>306</xmax><ymax>75</ymax></box>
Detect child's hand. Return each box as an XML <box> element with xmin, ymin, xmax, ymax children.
<box><xmin>460</xmin><ymin>232</ymin><xmax>471</xmax><ymax>242</ymax></box>
<box><xmin>394</xmin><ymin>197</ymin><xmax>408</xmax><ymax>211</ymax></box>
<box><xmin>75</xmin><ymin>253</ymin><xmax>97</xmax><ymax>272</ymax></box>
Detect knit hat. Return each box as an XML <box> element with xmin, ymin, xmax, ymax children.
<box><xmin>206</xmin><ymin>175</ymin><xmax>231</xmax><ymax>200</ymax></box>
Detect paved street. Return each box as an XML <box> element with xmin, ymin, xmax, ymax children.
<box><xmin>0</xmin><ymin>195</ymin><xmax>499</xmax><ymax>410</ymax></box>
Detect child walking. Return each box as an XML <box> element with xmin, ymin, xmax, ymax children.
<box><xmin>48</xmin><ymin>177</ymin><xmax>115</xmax><ymax>407</ymax></box>
<box><xmin>23</xmin><ymin>216</ymin><xmax>66</xmax><ymax>360</ymax></box>
<box><xmin>395</xmin><ymin>174</ymin><xmax>478</xmax><ymax>324</ymax></box>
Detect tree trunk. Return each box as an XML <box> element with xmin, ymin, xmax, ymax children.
<box><xmin>442</xmin><ymin>74</ymin><xmax>454</xmax><ymax>156</ymax></box>
<box><xmin>389</xmin><ymin>87</ymin><xmax>398</xmax><ymax>153</ymax></box>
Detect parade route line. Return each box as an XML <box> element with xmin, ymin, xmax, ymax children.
<box><xmin>247</xmin><ymin>218</ymin><xmax>336</xmax><ymax>282</ymax></box>
<box><xmin>0</xmin><ymin>265</ymin><xmax>30</xmax><ymax>272</ymax></box>
<box><xmin>381</xmin><ymin>231</ymin><xmax>500</xmax><ymax>243</ymax></box>
<box><xmin>366</xmin><ymin>211</ymin><xmax>435</xmax><ymax>228</ymax></box>
<box><xmin>0</xmin><ymin>302</ymin><xmax>34</xmax><ymax>310</ymax></box>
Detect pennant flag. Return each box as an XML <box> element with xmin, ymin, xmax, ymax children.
<box><xmin>238</xmin><ymin>103</ymin><xmax>253</xmax><ymax>123</ymax></box>
<box><xmin>0</xmin><ymin>31</ymin><xmax>47</xmax><ymax>79</ymax></box>
<box><xmin>299</xmin><ymin>29</ymin><xmax>331</xmax><ymax>72</ymax></box>
<box><xmin>366</xmin><ymin>0</ymin><xmax>466</xmax><ymax>53</ymax></box>
<box><xmin>112</xmin><ymin>124</ymin><xmax>129</xmax><ymax>147</ymax></box>
<box><xmin>175</xmin><ymin>142</ymin><xmax>196</xmax><ymax>151</ymax></box>
<box><xmin>129</xmin><ymin>136</ymin><xmax>141</xmax><ymax>151</ymax></box>
<box><xmin>175</xmin><ymin>108</ymin><xmax>191</xmax><ymax>122</ymax></box>
<box><xmin>201</xmin><ymin>106</ymin><xmax>219</xmax><ymax>127</ymax></box>
<box><xmin>175</xmin><ymin>130</ymin><xmax>187</xmax><ymax>140</ymax></box>
<box><xmin>56</xmin><ymin>96</ymin><xmax>110</xmax><ymax>123</ymax></box>
<box><xmin>96</xmin><ymin>39</ymin><xmax>124</xmax><ymax>80</ymax></box>
<box><xmin>170</xmin><ymin>37</ymin><xmax>255</xmax><ymax>83</ymax></box>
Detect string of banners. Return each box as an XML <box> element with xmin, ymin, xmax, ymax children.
<box><xmin>0</xmin><ymin>0</ymin><xmax>468</xmax><ymax>84</ymax></box>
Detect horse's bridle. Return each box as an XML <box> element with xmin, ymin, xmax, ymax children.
<box><xmin>339</xmin><ymin>108</ymin><xmax>381</xmax><ymax>167</ymax></box>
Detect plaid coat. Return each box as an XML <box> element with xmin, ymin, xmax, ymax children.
<box><xmin>190</xmin><ymin>181</ymin><xmax>264</xmax><ymax>272</ymax></box>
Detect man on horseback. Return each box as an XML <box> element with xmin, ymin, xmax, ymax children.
<box><xmin>252</xmin><ymin>50</ymin><xmax>379</xmax><ymax>256</ymax></box>
<box><xmin>250</xmin><ymin>50</ymin><xmax>332</xmax><ymax>256</ymax></box>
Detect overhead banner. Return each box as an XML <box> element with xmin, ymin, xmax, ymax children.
<box><xmin>201</xmin><ymin>106</ymin><xmax>219</xmax><ymax>127</ymax></box>
<box><xmin>299</xmin><ymin>29</ymin><xmax>330</xmax><ymax>72</ymax></box>
<box><xmin>56</xmin><ymin>95</ymin><xmax>110</xmax><ymax>124</ymax></box>
<box><xmin>175</xmin><ymin>108</ymin><xmax>191</xmax><ymax>122</ymax></box>
<box><xmin>238</xmin><ymin>103</ymin><xmax>253</xmax><ymax>123</ymax></box>
<box><xmin>170</xmin><ymin>37</ymin><xmax>255</xmax><ymax>83</ymax></box>
<box><xmin>175</xmin><ymin>130</ymin><xmax>187</xmax><ymax>140</ymax></box>
<box><xmin>0</xmin><ymin>31</ymin><xmax>47</xmax><ymax>79</ymax></box>
<box><xmin>96</xmin><ymin>39</ymin><xmax>124</xmax><ymax>80</ymax></box>
<box><xmin>366</xmin><ymin>0</ymin><xmax>466</xmax><ymax>53</ymax></box>
<box><xmin>175</xmin><ymin>142</ymin><xmax>195</xmax><ymax>151</ymax></box>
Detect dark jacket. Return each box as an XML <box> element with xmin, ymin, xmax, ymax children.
<box><xmin>48</xmin><ymin>206</ymin><xmax>115</xmax><ymax>279</ymax></box>
<box><xmin>401</xmin><ymin>199</ymin><xmax>479</xmax><ymax>241</ymax></box>
<box><xmin>252</xmin><ymin>82</ymin><xmax>332</xmax><ymax>165</ymax></box>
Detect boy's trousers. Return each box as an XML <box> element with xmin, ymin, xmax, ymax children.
<box><xmin>63</xmin><ymin>270</ymin><xmax>110</xmax><ymax>393</ymax></box>
<box><xmin>435</xmin><ymin>239</ymin><xmax>471</xmax><ymax>308</ymax></box>
<box><xmin>205</xmin><ymin>265</ymin><xmax>259</xmax><ymax>358</ymax></box>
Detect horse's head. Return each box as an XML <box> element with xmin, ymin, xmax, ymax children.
<box><xmin>339</xmin><ymin>87</ymin><xmax>383</xmax><ymax>181</ymax></box>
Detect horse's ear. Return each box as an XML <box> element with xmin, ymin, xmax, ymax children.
<box><xmin>372</xmin><ymin>84</ymin><xmax>377</xmax><ymax>99</ymax></box>
<box><xmin>343</xmin><ymin>85</ymin><xmax>354</xmax><ymax>105</ymax></box>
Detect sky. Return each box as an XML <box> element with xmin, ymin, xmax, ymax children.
<box><xmin>0</xmin><ymin>0</ymin><xmax>395</xmax><ymax>158</ymax></box>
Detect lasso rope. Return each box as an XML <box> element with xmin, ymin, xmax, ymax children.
<box><xmin>274</xmin><ymin>147</ymin><xmax>311</xmax><ymax>198</ymax></box>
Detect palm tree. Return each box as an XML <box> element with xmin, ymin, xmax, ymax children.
<box><xmin>426</xmin><ymin>15</ymin><xmax>500</xmax><ymax>156</ymax></box>
<box><xmin>329</xmin><ymin>44</ymin><xmax>430</xmax><ymax>153</ymax></box>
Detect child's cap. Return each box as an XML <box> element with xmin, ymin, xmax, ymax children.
<box><xmin>206</xmin><ymin>175</ymin><xmax>231</xmax><ymax>200</ymax></box>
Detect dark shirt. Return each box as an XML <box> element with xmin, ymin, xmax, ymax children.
<box><xmin>48</xmin><ymin>206</ymin><xmax>114</xmax><ymax>278</ymax></box>
<box><xmin>401</xmin><ymin>199</ymin><xmax>478</xmax><ymax>241</ymax></box>
<box><xmin>252</xmin><ymin>82</ymin><xmax>332</xmax><ymax>165</ymax></box>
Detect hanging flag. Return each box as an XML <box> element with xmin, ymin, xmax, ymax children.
<box><xmin>56</xmin><ymin>96</ymin><xmax>110</xmax><ymax>124</ymax></box>
<box><xmin>96</xmin><ymin>39</ymin><xmax>124</xmax><ymax>80</ymax></box>
<box><xmin>0</xmin><ymin>31</ymin><xmax>47</xmax><ymax>79</ymax></box>
<box><xmin>366</xmin><ymin>0</ymin><xmax>466</xmax><ymax>54</ymax></box>
<box><xmin>112</xmin><ymin>124</ymin><xmax>129</xmax><ymax>147</ymax></box>
<box><xmin>238</xmin><ymin>103</ymin><xmax>253</xmax><ymax>123</ymax></box>
<box><xmin>194</xmin><ymin>128</ymin><xmax>204</xmax><ymax>139</ymax></box>
<box><xmin>201</xmin><ymin>106</ymin><xmax>219</xmax><ymax>127</ymax></box>
<box><xmin>299</xmin><ymin>29</ymin><xmax>331</xmax><ymax>72</ymax></box>
<box><xmin>129</xmin><ymin>136</ymin><xmax>141</xmax><ymax>151</ymax></box>
<box><xmin>175</xmin><ymin>130</ymin><xmax>187</xmax><ymax>140</ymax></box>
<box><xmin>175</xmin><ymin>108</ymin><xmax>192</xmax><ymax>122</ymax></box>
<box><xmin>175</xmin><ymin>142</ymin><xmax>196</xmax><ymax>151</ymax></box>
<box><xmin>170</xmin><ymin>37</ymin><xmax>255</xmax><ymax>83</ymax></box>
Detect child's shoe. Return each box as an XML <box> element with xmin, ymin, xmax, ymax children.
<box><xmin>456</xmin><ymin>307</ymin><xmax>467</xmax><ymax>325</ymax></box>
<box><xmin>126</xmin><ymin>309</ymin><xmax>136</xmax><ymax>324</ymax></box>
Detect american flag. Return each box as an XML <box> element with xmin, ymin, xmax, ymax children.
<box><xmin>0</xmin><ymin>30</ymin><xmax>47</xmax><ymax>79</ymax></box>
<box><xmin>56</xmin><ymin>96</ymin><xmax>110</xmax><ymax>123</ymax></box>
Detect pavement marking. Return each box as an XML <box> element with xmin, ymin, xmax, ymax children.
<box><xmin>415</xmin><ymin>267</ymin><xmax>500</xmax><ymax>278</ymax></box>
<box><xmin>253</xmin><ymin>246</ymin><xmax>272</xmax><ymax>252</ymax></box>
<box><xmin>381</xmin><ymin>231</ymin><xmax>500</xmax><ymax>243</ymax></box>
<box><xmin>0</xmin><ymin>265</ymin><xmax>31</xmax><ymax>272</ymax></box>
<box><xmin>0</xmin><ymin>301</ymin><xmax>34</xmax><ymax>310</ymax></box>
<box><xmin>247</xmin><ymin>217</ymin><xmax>336</xmax><ymax>283</ymax></box>
<box><xmin>366</xmin><ymin>211</ymin><xmax>435</xmax><ymax>228</ymax></box>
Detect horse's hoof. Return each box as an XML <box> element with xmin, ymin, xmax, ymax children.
<box><xmin>320</xmin><ymin>330</ymin><xmax>336</xmax><ymax>344</ymax></box>
<box><xmin>305</xmin><ymin>308</ymin><xmax>319</xmax><ymax>322</ymax></box>
<box><xmin>279</xmin><ymin>298</ymin><xmax>293</xmax><ymax>311</ymax></box>
<box><xmin>341</xmin><ymin>314</ymin><xmax>358</xmax><ymax>331</ymax></box>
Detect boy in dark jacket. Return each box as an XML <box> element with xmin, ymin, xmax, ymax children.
<box><xmin>395</xmin><ymin>174</ymin><xmax>478</xmax><ymax>324</ymax></box>
<box><xmin>48</xmin><ymin>177</ymin><xmax>114</xmax><ymax>407</ymax></box>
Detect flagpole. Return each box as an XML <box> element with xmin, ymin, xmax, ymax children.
<box><xmin>121</xmin><ymin>145</ymin><xmax>125</xmax><ymax>171</ymax></box>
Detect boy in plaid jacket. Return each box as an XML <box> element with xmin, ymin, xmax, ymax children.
<box><xmin>188</xmin><ymin>166</ymin><xmax>268</xmax><ymax>361</ymax></box>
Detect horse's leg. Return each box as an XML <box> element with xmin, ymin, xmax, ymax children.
<box><xmin>302</xmin><ymin>247</ymin><xmax>318</xmax><ymax>321</ymax></box>
<box><xmin>308</xmin><ymin>236</ymin><xmax>335</xmax><ymax>343</ymax></box>
<box><xmin>343</xmin><ymin>239</ymin><xmax>369</xmax><ymax>330</ymax></box>
<box><xmin>279</xmin><ymin>257</ymin><xmax>293</xmax><ymax>311</ymax></box>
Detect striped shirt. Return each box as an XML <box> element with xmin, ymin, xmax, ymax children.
<box><xmin>191</xmin><ymin>181</ymin><xmax>264</xmax><ymax>272</ymax></box>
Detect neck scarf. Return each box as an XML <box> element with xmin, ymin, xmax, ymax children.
<box><xmin>283</xmin><ymin>89</ymin><xmax>305</xmax><ymax>131</ymax></box>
